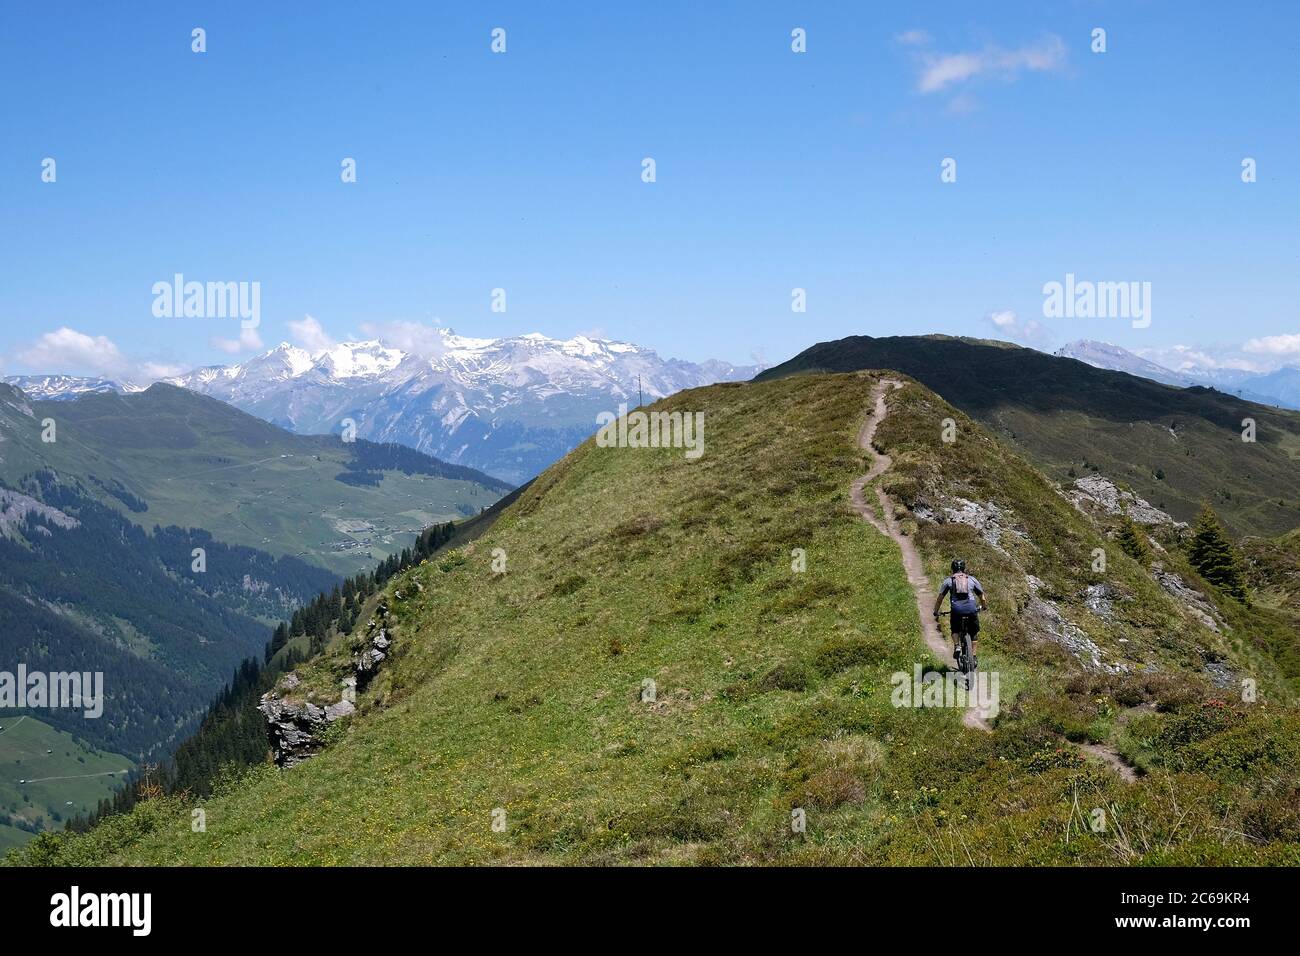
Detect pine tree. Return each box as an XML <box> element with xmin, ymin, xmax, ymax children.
<box><xmin>1187</xmin><ymin>505</ymin><xmax>1247</xmax><ymax>602</ymax></box>
<box><xmin>1115</xmin><ymin>513</ymin><xmax>1151</xmax><ymax>564</ymax></box>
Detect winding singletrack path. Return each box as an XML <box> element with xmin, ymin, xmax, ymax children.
<box><xmin>850</xmin><ymin>378</ymin><xmax>994</xmax><ymax>731</ymax></box>
<box><xmin>850</xmin><ymin>377</ymin><xmax>1138</xmax><ymax>779</ymax></box>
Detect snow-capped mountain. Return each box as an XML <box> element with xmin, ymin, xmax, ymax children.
<box><xmin>1053</xmin><ymin>340</ymin><xmax>1197</xmax><ymax>388</ymax></box>
<box><xmin>1</xmin><ymin>374</ymin><xmax>144</xmax><ymax>400</ymax></box>
<box><xmin>1054</xmin><ymin>339</ymin><xmax>1300</xmax><ymax>410</ymax></box>
<box><xmin>167</xmin><ymin>331</ymin><xmax>763</xmax><ymax>482</ymax></box>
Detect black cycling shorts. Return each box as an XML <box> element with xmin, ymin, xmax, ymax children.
<box><xmin>950</xmin><ymin>610</ymin><xmax>980</xmax><ymax>638</ymax></box>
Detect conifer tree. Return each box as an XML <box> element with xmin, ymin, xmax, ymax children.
<box><xmin>1188</xmin><ymin>504</ymin><xmax>1247</xmax><ymax>602</ymax></box>
<box><xmin>1115</xmin><ymin>513</ymin><xmax>1151</xmax><ymax>564</ymax></box>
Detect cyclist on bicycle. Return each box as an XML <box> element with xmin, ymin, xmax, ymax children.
<box><xmin>932</xmin><ymin>559</ymin><xmax>987</xmax><ymax>666</ymax></box>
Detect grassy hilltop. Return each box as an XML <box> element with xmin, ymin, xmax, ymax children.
<box><xmin>758</xmin><ymin>335</ymin><xmax>1300</xmax><ymax>538</ymax></box>
<box><xmin>12</xmin><ymin>373</ymin><xmax>1298</xmax><ymax>866</ymax></box>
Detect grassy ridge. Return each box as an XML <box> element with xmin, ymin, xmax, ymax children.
<box><xmin>12</xmin><ymin>373</ymin><xmax>1298</xmax><ymax>866</ymax></box>
<box><xmin>758</xmin><ymin>335</ymin><xmax>1300</xmax><ymax>538</ymax></box>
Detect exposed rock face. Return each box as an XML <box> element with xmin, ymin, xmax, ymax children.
<box><xmin>258</xmin><ymin>696</ymin><xmax>333</xmax><ymax>767</ymax></box>
<box><xmin>1081</xmin><ymin>582</ymin><xmax>1122</xmax><ymax>620</ymax></box>
<box><xmin>1066</xmin><ymin>475</ymin><xmax>1187</xmax><ymax>528</ymax></box>
<box><xmin>1024</xmin><ymin>577</ymin><xmax>1127</xmax><ymax>674</ymax></box>
<box><xmin>1151</xmin><ymin>565</ymin><xmax>1222</xmax><ymax>633</ymax></box>
<box><xmin>1203</xmin><ymin>660</ymin><xmax>1237</xmax><ymax>690</ymax></box>
<box><xmin>0</xmin><ymin>489</ymin><xmax>80</xmax><ymax>538</ymax></box>
<box><xmin>914</xmin><ymin>496</ymin><xmax>1029</xmax><ymax>555</ymax></box>
<box><xmin>354</xmin><ymin>603</ymin><xmax>391</xmax><ymax>691</ymax></box>
<box><xmin>260</xmin><ymin>604</ymin><xmax>392</xmax><ymax>766</ymax></box>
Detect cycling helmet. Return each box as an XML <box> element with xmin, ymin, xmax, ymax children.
<box><xmin>951</xmin><ymin>559</ymin><xmax>966</xmax><ymax>573</ymax></box>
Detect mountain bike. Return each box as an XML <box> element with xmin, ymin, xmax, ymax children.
<box><xmin>936</xmin><ymin>606</ymin><xmax>981</xmax><ymax>690</ymax></box>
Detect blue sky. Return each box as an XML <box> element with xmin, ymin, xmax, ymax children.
<box><xmin>1</xmin><ymin>1</ymin><xmax>1297</xmax><ymax>378</ymax></box>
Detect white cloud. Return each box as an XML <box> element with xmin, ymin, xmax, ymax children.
<box><xmin>896</xmin><ymin>29</ymin><xmax>931</xmax><ymax>46</ymax></box>
<box><xmin>359</xmin><ymin>319</ymin><xmax>448</xmax><ymax>358</ymax></box>
<box><xmin>911</xmin><ymin>35</ymin><xmax>1066</xmax><ymax>94</ymax></box>
<box><xmin>17</xmin><ymin>327</ymin><xmax>129</xmax><ymax>378</ymax></box>
<box><xmin>288</xmin><ymin>314</ymin><xmax>336</xmax><ymax>352</ymax></box>
<box><xmin>13</xmin><ymin>327</ymin><xmax>186</xmax><ymax>383</ymax></box>
<box><xmin>1242</xmin><ymin>333</ymin><xmax>1300</xmax><ymax>357</ymax></box>
<box><xmin>985</xmin><ymin>309</ymin><xmax>1052</xmax><ymax>347</ymax></box>
<box><xmin>1135</xmin><ymin>344</ymin><xmax>1264</xmax><ymax>373</ymax></box>
<box><xmin>210</xmin><ymin>326</ymin><xmax>265</xmax><ymax>355</ymax></box>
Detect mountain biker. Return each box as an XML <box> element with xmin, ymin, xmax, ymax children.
<box><xmin>932</xmin><ymin>559</ymin><xmax>987</xmax><ymax>667</ymax></box>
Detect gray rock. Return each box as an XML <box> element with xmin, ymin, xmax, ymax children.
<box><xmin>1204</xmin><ymin>661</ymin><xmax>1237</xmax><ymax>690</ymax></box>
<box><xmin>1066</xmin><ymin>475</ymin><xmax>1187</xmax><ymax>528</ymax></box>
<box><xmin>325</xmin><ymin>699</ymin><xmax>356</xmax><ymax>720</ymax></box>
<box><xmin>1024</xmin><ymin>578</ymin><xmax>1126</xmax><ymax>673</ymax></box>
<box><xmin>936</xmin><ymin>497</ymin><xmax>1029</xmax><ymax>555</ymax></box>
<box><xmin>1152</xmin><ymin>566</ymin><xmax>1222</xmax><ymax>633</ymax></box>
<box><xmin>1081</xmin><ymin>582</ymin><xmax>1121</xmax><ymax>619</ymax></box>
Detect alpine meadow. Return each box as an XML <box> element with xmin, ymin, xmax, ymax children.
<box><xmin>1</xmin><ymin>2</ymin><xmax>1296</xmax><ymax>939</ymax></box>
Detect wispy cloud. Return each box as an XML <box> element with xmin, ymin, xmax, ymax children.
<box><xmin>210</xmin><ymin>326</ymin><xmax>264</xmax><ymax>355</ymax></box>
<box><xmin>985</xmin><ymin>309</ymin><xmax>1053</xmax><ymax>348</ymax></box>
<box><xmin>288</xmin><ymin>314</ymin><xmax>336</xmax><ymax>352</ymax></box>
<box><xmin>358</xmin><ymin>318</ymin><xmax>448</xmax><ymax>358</ymax></box>
<box><xmin>14</xmin><ymin>326</ymin><xmax>184</xmax><ymax>382</ymax></box>
<box><xmin>1135</xmin><ymin>343</ymin><xmax>1272</xmax><ymax>373</ymax></box>
<box><xmin>899</xmin><ymin>32</ymin><xmax>1067</xmax><ymax>107</ymax></box>
<box><xmin>1243</xmin><ymin>332</ymin><xmax>1300</xmax><ymax>358</ymax></box>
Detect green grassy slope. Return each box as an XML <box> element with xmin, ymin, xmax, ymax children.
<box><xmin>0</xmin><ymin>716</ymin><xmax>131</xmax><ymax>840</ymax></box>
<box><xmin>12</xmin><ymin>373</ymin><xmax>1298</xmax><ymax>866</ymax></box>
<box><xmin>0</xmin><ymin>383</ymin><xmax>509</xmax><ymax>576</ymax></box>
<box><xmin>756</xmin><ymin>335</ymin><xmax>1300</xmax><ymax>538</ymax></box>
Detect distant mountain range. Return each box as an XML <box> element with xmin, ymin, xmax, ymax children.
<box><xmin>2</xmin><ymin>374</ymin><xmax>144</xmax><ymax>401</ymax></box>
<box><xmin>162</xmin><ymin>332</ymin><xmax>762</xmax><ymax>482</ymax></box>
<box><xmin>8</xmin><ymin>333</ymin><xmax>760</xmax><ymax>484</ymax></box>
<box><xmin>1053</xmin><ymin>340</ymin><xmax>1300</xmax><ymax>410</ymax></box>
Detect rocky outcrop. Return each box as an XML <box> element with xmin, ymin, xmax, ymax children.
<box><xmin>1081</xmin><ymin>582</ymin><xmax>1122</xmax><ymax>620</ymax></box>
<box><xmin>259</xmin><ymin>603</ymin><xmax>392</xmax><ymax>767</ymax></box>
<box><xmin>0</xmin><ymin>489</ymin><xmax>80</xmax><ymax>538</ymax></box>
<box><xmin>1151</xmin><ymin>565</ymin><xmax>1223</xmax><ymax>633</ymax></box>
<box><xmin>353</xmin><ymin>602</ymin><xmax>391</xmax><ymax>690</ymax></box>
<box><xmin>1065</xmin><ymin>475</ymin><xmax>1187</xmax><ymax>528</ymax></box>
<box><xmin>1024</xmin><ymin>576</ymin><xmax>1127</xmax><ymax>674</ymax></box>
<box><xmin>913</xmin><ymin>496</ymin><xmax>1029</xmax><ymax>555</ymax></box>
<box><xmin>259</xmin><ymin>694</ymin><xmax>335</xmax><ymax>767</ymax></box>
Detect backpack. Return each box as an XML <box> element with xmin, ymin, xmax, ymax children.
<box><xmin>952</xmin><ymin>572</ymin><xmax>970</xmax><ymax>599</ymax></box>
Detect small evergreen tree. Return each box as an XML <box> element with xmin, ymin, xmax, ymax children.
<box><xmin>1187</xmin><ymin>505</ymin><xmax>1247</xmax><ymax>602</ymax></box>
<box><xmin>1115</xmin><ymin>513</ymin><xmax>1151</xmax><ymax>564</ymax></box>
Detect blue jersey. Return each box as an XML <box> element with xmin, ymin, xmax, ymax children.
<box><xmin>939</xmin><ymin>574</ymin><xmax>983</xmax><ymax>614</ymax></box>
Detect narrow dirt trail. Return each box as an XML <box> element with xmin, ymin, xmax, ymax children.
<box><xmin>1078</xmin><ymin>742</ymin><xmax>1138</xmax><ymax>782</ymax></box>
<box><xmin>849</xmin><ymin>378</ymin><xmax>1138</xmax><ymax>779</ymax></box>
<box><xmin>850</xmin><ymin>378</ymin><xmax>994</xmax><ymax>731</ymax></box>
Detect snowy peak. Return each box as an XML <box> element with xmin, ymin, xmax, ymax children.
<box><xmin>161</xmin><ymin>329</ymin><xmax>763</xmax><ymax>482</ymax></box>
<box><xmin>313</xmin><ymin>341</ymin><xmax>406</xmax><ymax>379</ymax></box>
<box><xmin>1053</xmin><ymin>339</ymin><xmax>1300</xmax><ymax>409</ymax></box>
<box><xmin>1053</xmin><ymin>340</ymin><xmax>1194</xmax><ymax>388</ymax></box>
<box><xmin>2</xmin><ymin>374</ymin><xmax>143</xmax><ymax>400</ymax></box>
